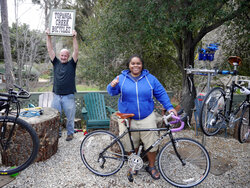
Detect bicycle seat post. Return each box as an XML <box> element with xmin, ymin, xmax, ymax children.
<box><xmin>228</xmin><ymin>56</ymin><xmax>242</xmax><ymax>73</ymax></box>
<box><xmin>124</xmin><ymin>118</ymin><xmax>130</xmax><ymax>129</ymax></box>
<box><xmin>233</xmin><ymin>63</ymin><xmax>239</xmax><ymax>72</ymax></box>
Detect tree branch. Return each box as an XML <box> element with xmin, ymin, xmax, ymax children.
<box><xmin>192</xmin><ymin>2</ymin><xmax>247</xmax><ymax>48</ymax></box>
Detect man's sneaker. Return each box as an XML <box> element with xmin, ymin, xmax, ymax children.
<box><xmin>66</xmin><ymin>134</ymin><xmax>73</xmax><ymax>141</ymax></box>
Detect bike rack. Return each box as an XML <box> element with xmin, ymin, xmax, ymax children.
<box><xmin>185</xmin><ymin>67</ymin><xmax>217</xmax><ymax>92</ymax></box>
<box><xmin>185</xmin><ymin>67</ymin><xmax>218</xmax><ymax>145</ymax></box>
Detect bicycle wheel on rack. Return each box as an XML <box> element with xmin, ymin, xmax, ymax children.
<box><xmin>199</xmin><ymin>87</ymin><xmax>226</xmax><ymax>136</ymax></box>
<box><xmin>158</xmin><ymin>138</ymin><xmax>210</xmax><ymax>188</ymax></box>
<box><xmin>0</xmin><ymin>116</ymin><xmax>39</xmax><ymax>175</ymax></box>
<box><xmin>238</xmin><ymin>105</ymin><xmax>249</xmax><ymax>143</ymax></box>
<box><xmin>80</xmin><ymin>130</ymin><xmax>125</xmax><ymax>176</ymax></box>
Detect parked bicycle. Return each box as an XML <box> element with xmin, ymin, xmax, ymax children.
<box><xmin>80</xmin><ymin>110</ymin><xmax>210</xmax><ymax>188</ymax></box>
<box><xmin>0</xmin><ymin>84</ymin><xmax>39</xmax><ymax>175</ymax></box>
<box><xmin>199</xmin><ymin>56</ymin><xmax>250</xmax><ymax>143</ymax></box>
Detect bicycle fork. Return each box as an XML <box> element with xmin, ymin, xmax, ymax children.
<box><xmin>170</xmin><ymin>134</ymin><xmax>186</xmax><ymax>166</ymax></box>
<box><xmin>0</xmin><ymin>121</ymin><xmax>17</xmax><ymax>151</ymax></box>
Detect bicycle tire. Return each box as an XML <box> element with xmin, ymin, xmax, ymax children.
<box><xmin>238</xmin><ymin>105</ymin><xmax>249</xmax><ymax>143</ymax></box>
<box><xmin>199</xmin><ymin>87</ymin><xmax>226</xmax><ymax>136</ymax></box>
<box><xmin>0</xmin><ymin>116</ymin><xmax>39</xmax><ymax>175</ymax></box>
<box><xmin>80</xmin><ymin>130</ymin><xmax>125</xmax><ymax>176</ymax></box>
<box><xmin>158</xmin><ymin>138</ymin><xmax>210</xmax><ymax>188</ymax></box>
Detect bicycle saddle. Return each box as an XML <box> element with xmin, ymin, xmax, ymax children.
<box><xmin>228</xmin><ymin>56</ymin><xmax>242</xmax><ymax>66</ymax></box>
<box><xmin>115</xmin><ymin>112</ymin><xmax>135</xmax><ymax>119</ymax></box>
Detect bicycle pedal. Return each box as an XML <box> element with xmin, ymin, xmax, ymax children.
<box><xmin>127</xmin><ymin>171</ymin><xmax>134</xmax><ymax>182</ymax></box>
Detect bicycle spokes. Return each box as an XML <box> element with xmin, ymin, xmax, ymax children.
<box><xmin>0</xmin><ymin>117</ymin><xmax>38</xmax><ymax>175</ymax></box>
<box><xmin>80</xmin><ymin>131</ymin><xmax>125</xmax><ymax>176</ymax></box>
<box><xmin>158</xmin><ymin>138</ymin><xmax>210</xmax><ymax>187</ymax></box>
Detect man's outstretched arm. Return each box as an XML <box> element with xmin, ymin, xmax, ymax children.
<box><xmin>72</xmin><ymin>30</ymin><xmax>79</xmax><ymax>63</ymax></box>
<box><xmin>46</xmin><ymin>28</ymin><xmax>56</xmax><ymax>61</ymax></box>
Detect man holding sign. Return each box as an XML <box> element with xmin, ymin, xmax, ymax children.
<box><xmin>46</xmin><ymin>28</ymin><xmax>78</xmax><ymax>141</ymax></box>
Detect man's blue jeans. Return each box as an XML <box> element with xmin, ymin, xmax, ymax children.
<box><xmin>52</xmin><ymin>94</ymin><xmax>76</xmax><ymax>136</ymax></box>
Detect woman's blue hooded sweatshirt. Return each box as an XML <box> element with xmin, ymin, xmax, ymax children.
<box><xmin>107</xmin><ymin>69</ymin><xmax>174</xmax><ymax>120</ymax></box>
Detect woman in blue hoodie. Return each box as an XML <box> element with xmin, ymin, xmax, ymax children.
<box><xmin>107</xmin><ymin>54</ymin><xmax>177</xmax><ymax>180</ymax></box>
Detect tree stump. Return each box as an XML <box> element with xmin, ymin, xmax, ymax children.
<box><xmin>109</xmin><ymin>113</ymin><xmax>119</xmax><ymax>136</ymax></box>
<box><xmin>19</xmin><ymin>107</ymin><xmax>60</xmax><ymax>162</ymax></box>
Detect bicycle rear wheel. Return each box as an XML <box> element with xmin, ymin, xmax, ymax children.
<box><xmin>238</xmin><ymin>105</ymin><xmax>249</xmax><ymax>143</ymax></box>
<box><xmin>158</xmin><ymin>138</ymin><xmax>210</xmax><ymax>188</ymax></box>
<box><xmin>0</xmin><ymin>116</ymin><xmax>39</xmax><ymax>175</ymax></box>
<box><xmin>200</xmin><ymin>87</ymin><xmax>226</xmax><ymax>136</ymax></box>
<box><xmin>80</xmin><ymin>130</ymin><xmax>125</xmax><ymax>176</ymax></box>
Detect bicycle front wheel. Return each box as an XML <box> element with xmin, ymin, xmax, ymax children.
<box><xmin>238</xmin><ymin>105</ymin><xmax>249</xmax><ymax>143</ymax></box>
<box><xmin>0</xmin><ymin>116</ymin><xmax>39</xmax><ymax>175</ymax></box>
<box><xmin>200</xmin><ymin>87</ymin><xmax>226</xmax><ymax>136</ymax></box>
<box><xmin>80</xmin><ymin>130</ymin><xmax>125</xmax><ymax>176</ymax></box>
<box><xmin>158</xmin><ymin>138</ymin><xmax>210</xmax><ymax>188</ymax></box>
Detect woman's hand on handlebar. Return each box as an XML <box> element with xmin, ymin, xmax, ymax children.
<box><xmin>168</xmin><ymin>108</ymin><xmax>177</xmax><ymax>116</ymax></box>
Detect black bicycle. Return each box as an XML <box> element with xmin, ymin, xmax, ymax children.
<box><xmin>199</xmin><ymin>56</ymin><xmax>250</xmax><ymax>143</ymax></box>
<box><xmin>0</xmin><ymin>84</ymin><xmax>39</xmax><ymax>175</ymax></box>
<box><xmin>80</xmin><ymin>110</ymin><xmax>210</xmax><ymax>188</ymax></box>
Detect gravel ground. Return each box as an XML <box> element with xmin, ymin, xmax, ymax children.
<box><xmin>3</xmin><ymin>129</ymin><xmax>249</xmax><ymax>188</ymax></box>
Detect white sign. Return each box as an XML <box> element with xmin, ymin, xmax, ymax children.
<box><xmin>49</xmin><ymin>9</ymin><xmax>76</xmax><ymax>36</ymax></box>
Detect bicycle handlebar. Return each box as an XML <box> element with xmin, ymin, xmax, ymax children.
<box><xmin>169</xmin><ymin>115</ymin><xmax>185</xmax><ymax>133</ymax></box>
<box><xmin>0</xmin><ymin>84</ymin><xmax>30</xmax><ymax>99</ymax></box>
<box><xmin>163</xmin><ymin>110</ymin><xmax>187</xmax><ymax>133</ymax></box>
<box><xmin>185</xmin><ymin>67</ymin><xmax>238</xmax><ymax>76</ymax></box>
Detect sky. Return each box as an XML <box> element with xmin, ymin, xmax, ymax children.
<box><xmin>7</xmin><ymin>0</ymin><xmax>45</xmax><ymax>31</ymax></box>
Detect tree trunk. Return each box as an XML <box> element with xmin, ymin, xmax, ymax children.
<box><xmin>0</xmin><ymin>0</ymin><xmax>14</xmax><ymax>89</ymax></box>
<box><xmin>181</xmin><ymin>73</ymin><xmax>196</xmax><ymax>119</ymax></box>
<box><xmin>179</xmin><ymin>33</ymin><xmax>196</xmax><ymax>119</ymax></box>
<box><xmin>14</xmin><ymin>0</ymin><xmax>23</xmax><ymax>87</ymax></box>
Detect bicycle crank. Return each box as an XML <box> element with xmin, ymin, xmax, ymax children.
<box><xmin>128</xmin><ymin>153</ymin><xmax>143</xmax><ymax>170</ymax></box>
<box><xmin>127</xmin><ymin>154</ymin><xmax>143</xmax><ymax>182</ymax></box>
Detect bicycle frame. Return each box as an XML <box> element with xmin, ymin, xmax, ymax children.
<box><xmin>223</xmin><ymin>81</ymin><xmax>249</xmax><ymax>124</ymax></box>
<box><xmin>100</xmin><ymin>115</ymin><xmax>185</xmax><ymax>165</ymax></box>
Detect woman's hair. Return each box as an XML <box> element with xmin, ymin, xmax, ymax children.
<box><xmin>126</xmin><ymin>54</ymin><xmax>144</xmax><ymax>69</ymax></box>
